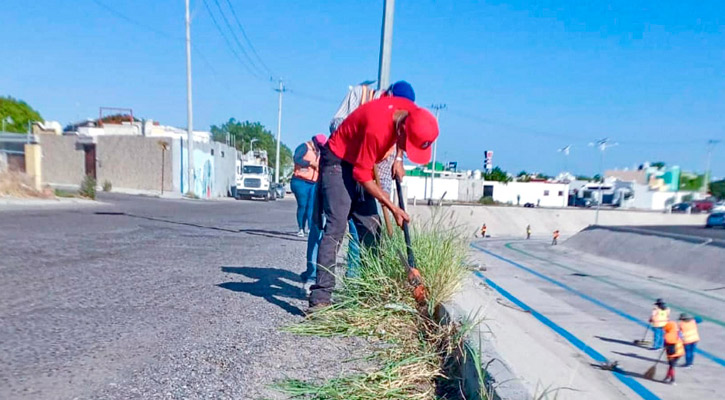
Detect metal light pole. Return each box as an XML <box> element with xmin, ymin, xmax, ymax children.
<box><xmin>590</xmin><ymin>138</ymin><xmax>617</xmax><ymax>225</ymax></box>
<box><xmin>184</xmin><ymin>0</ymin><xmax>194</xmax><ymax>194</ymax></box>
<box><xmin>704</xmin><ymin>139</ymin><xmax>721</xmax><ymax>194</ymax></box>
<box><xmin>558</xmin><ymin>145</ymin><xmax>571</xmax><ymax>174</ymax></box>
<box><xmin>429</xmin><ymin>104</ymin><xmax>446</xmax><ymax>200</ymax></box>
<box><xmin>273</xmin><ymin>79</ymin><xmax>286</xmax><ymax>184</ymax></box>
<box><xmin>377</xmin><ymin>0</ymin><xmax>395</xmax><ymax>91</ymax></box>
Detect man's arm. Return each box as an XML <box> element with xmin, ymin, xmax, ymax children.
<box><xmin>360</xmin><ymin>180</ymin><xmax>409</xmax><ymax>227</ymax></box>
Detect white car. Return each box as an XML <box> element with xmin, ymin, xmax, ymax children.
<box><xmin>713</xmin><ymin>202</ymin><xmax>725</xmax><ymax>212</ymax></box>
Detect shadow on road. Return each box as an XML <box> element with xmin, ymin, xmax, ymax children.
<box><xmin>595</xmin><ymin>336</ymin><xmax>645</xmax><ymax>349</ymax></box>
<box><xmin>218</xmin><ymin>266</ymin><xmax>305</xmax><ymax>316</ymax></box>
<box><xmin>611</xmin><ymin>350</ymin><xmax>666</xmax><ymax>364</ymax></box>
<box><xmin>95</xmin><ymin>212</ymin><xmax>306</xmax><ymax>242</ymax></box>
<box><xmin>589</xmin><ymin>363</ymin><xmax>653</xmax><ymax>380</ymax></box>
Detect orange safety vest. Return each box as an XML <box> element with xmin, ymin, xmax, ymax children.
<box><xmin>293</xmin><ymin>141</ymin><xmax>319</xmax><ymax>182</ymax></box>
<box><xmin>679</xmin><ymin>320</ymin><xmax>700</xmax><ymax>344</ymax></box>
<box><xmin>553</xmin><ymin>231</ymin><xmax>560</xmax><ymax>239</ymax></box>
<box><xmin>664</xmin><ymin>321</ymin><xmax>684</xmax><ymax>359</ymax></box>
<box><xmin>651</xmin><ymin>307</ymin><xmax>669</xmax><ymax>328</ymax></box>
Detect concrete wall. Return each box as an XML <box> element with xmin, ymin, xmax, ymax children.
<box><xmin>175</xmin><ymin>139</ymin><xmax>237</xmax><ymax>198</ymax></box>
<box><xmin>409</xmin><ymin>204</ymin><xmax>707</xmax><ymax>238</ymax></box>
<box><xmin>487</xmin><ymin>181</ymin><xmax>569</xmax><ymax>207</ymax></box>
<box><xmin>96</xmin><ymin>136</ymin><xmax>172</xmax><ymax>192</ymax></box>
<box><xmin>405</xmin><ymin>175</ymin><xmax>460</xmax><ymax>201</ymax></box>
<box><xmin>39</xmin><ymin>135</ymin><xmax>85</xmax><ymax>186</ymax></box>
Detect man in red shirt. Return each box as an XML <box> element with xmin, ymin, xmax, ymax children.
<box><xmin>309</xmin><ymin>96</ymin><xmax>439</xmax><ymax>308</ymax></box>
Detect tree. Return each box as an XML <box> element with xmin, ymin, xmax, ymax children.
<box><xmin>650</xmin><ymin>161</ymin><xmax>666</xmax><ymax>169</ymax></box>
<box><xmin>516</xmin><ymin>170</ymin><xmax>531</xmax><ymax>182</ymax></box>
<box><xmin>575</xmin><ymin>175</ymin><xmax>593</xmax><ymax>181</ymax></box>
<box><xmin>535</xmin><ymin>173</ymin><xmax>551</xmax><ymax>180</ymax></box>
<box><xmin>483</xmin><ymin>166</ymin><xmax>512</xmax><ymax>182</ymax></box>
<box><xmin>679</xmin><ymin>173</ymin><xmax>704</xmax><ymax>191</ymax></box>
<box><xmin>0</xmin><ymin>96</ymin><xmax>42</xmax><ymax>133</ymax></box>
<box><xmin>210</xmin><ymin>119</ymin><xmax>293</xmax><ymax>173</ymax></box>
<box><xmin>710</xmin><ymin>179</ymin><xmax>725</xmax><ymax>200</ymax></box>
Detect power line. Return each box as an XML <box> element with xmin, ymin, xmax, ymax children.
<box><xmin>209</xmin><ymin>0</ymin><xmax>266</xmax><ymax>78</ymax></box>
<box><xmin>202</xmin><ymin>0</ymin><xmax>264</xmax><ymax>79</ymax></box>
<box><xmin>223</xmin><ymin>0</ymin><xmax>275</xmax><ymax>78</ymax></box>
<box><xmin>90</xmin><ymin>0</ymin><xmax>181</xmax><ymax>40</ymax></box>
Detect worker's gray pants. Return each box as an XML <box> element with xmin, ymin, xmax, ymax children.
<box><xmin>309</xmin><ymin>146</ymin><xmax>380</xmax><ymax>306</ymax></box>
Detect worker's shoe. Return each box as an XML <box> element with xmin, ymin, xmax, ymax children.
<box><xmin>303</xmin><ymin>279</ymin><xmax>315</xmax><ymax>296</ymax></box>
<box><xmin>305</xmin><ymin>302</ymin><xmax>332</xmax><ymax>316</ymax></box>
<box><xmin>296</xmin><ymin>229</ymin><xmax>305</xmax><ymax>237</ymax></box>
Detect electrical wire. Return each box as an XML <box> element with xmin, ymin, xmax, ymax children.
<box><xmin>223</xmin><ymin>0</ymin><xmax>276</xmax><ymax>78</ymax></box>
<box><xmin>202</xmin><ymin>0</ymin><xmax>265</xmax><ymax>80</ymax></box>
<box><xmin>209</xmin><ymin>0</ymin><xmax>267</xmax><ymax>79</ymax></box>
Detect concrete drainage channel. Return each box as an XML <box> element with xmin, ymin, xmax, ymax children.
<box><xmin>439</xmin><ymin>300</ymin><xmax>528</xmax><ymax>400</ymax></box>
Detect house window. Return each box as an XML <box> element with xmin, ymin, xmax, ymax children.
<box><xmin>211</xmin><ymin>149</ymin><xmax>215</xmax><ymax>156</ymax></box>
<box><xmin>483</xmin><ymin>185</ymin><xmax>494</xmax><ymax>197</ymax></box>
<box><xmin>544</xmin><ymin>190</ymin><xmax>550</xmax><ymax>196</ymax></box>
<box><xmin>558</xmin><ymin>191</ymin><xmax>564</xmax><ymax>196</ymax></box>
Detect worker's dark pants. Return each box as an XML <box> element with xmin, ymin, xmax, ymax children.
<box><xmin>309</xmin><ymin>145</ymin><xmax>381</xmax><ymax>306</ymax></box>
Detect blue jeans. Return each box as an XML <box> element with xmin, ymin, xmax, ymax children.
<box><xmin>652</xmin><ymin>327</ymin><xmax>664</xmax><ymax>349</ymax></box>
<box><xmin>290</xmin><ymin>178</ymin><xmax>315</xmax><ymax>231</ymax></box>
<box><xmin>304</xmin><ymin>219</ymin><xmax>361</xmax><ymax>281</ymax></box>
<box><xmin>684</xmin><ymin>343</ymin><xmax>697</xmax><ymax>366</ymax></box>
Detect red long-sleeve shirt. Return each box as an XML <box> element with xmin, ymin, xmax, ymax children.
<box><xmin>328</xmin><ymin>96</ymin><xmax>417</xmax><ymax>182</ymax></box>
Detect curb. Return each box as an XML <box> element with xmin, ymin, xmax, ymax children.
<box><xmin>440</xmin><ymin>293</ymin><xmax>531</xmax><ymax>400</ymax></box>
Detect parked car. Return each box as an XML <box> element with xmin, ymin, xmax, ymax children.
<box><xmin>574</xmin><ymin>197</ymin><xmax>593</xmax><ymax>208</ymax></box>
<box><xmin>272</xmin><ymin>183</ymin><xmax>285</xmax><ymax>199</ymax></box>
<box><xmin>711</xmin><ymin>201</ymin><xmax>725</xmax><ymax>212</ymax></box>
<box><xmin>671</xmin><ymin>202</ymin><xmax>692</xmax><ymax>214</ymax></box>
<box><xmin>523</xmin><ymin>202</ymin><xmax>535</xmax><ymax>208</ymax></box>
<box><xmin>691</xmin><ymin>200</ymin><xmax>714</xmax><ymax>213</ymax></box>
<box><xmin>706</xmin><ymin>212</ymin><xmax>725</xmax><ymax>228</ymax></box>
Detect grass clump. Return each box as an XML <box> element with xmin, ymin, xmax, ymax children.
<box><xmin>79</xmin><ymin>175</ymin><xmax>96</xmax><ymax>199</ymax></box>
<box><xmin>102</xmin><ymin>180</ymin><xmax>112</xmax><ymax>192</ymax></box>
<box><xmin>277</xmin><ymin>213</ymin><xmax>474</xmax><ymax>399</ymax></box>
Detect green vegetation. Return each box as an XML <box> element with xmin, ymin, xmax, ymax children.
<box><xmin>479</xmin><ymin>196</ymin><xmax>495</xmax><ymax>205</ymax></box>
<box><xmin>0</xmin><ymin>96</ymin><xmax>42</xmax><ymax>133</ymax></box>
<box><xmin>79</xmin><ymin>175</ymin><xmax>96</xmax><ymax>199</ymax></box>
<box><xmin>210</xmin><ymin>119</ymin><xmax>293</xmax><ymax>171</ymax></box>
<box><xmin>102</xmin><ymin>180</ymin><xmax>112</xmax><ymax>192</ymax></box>
<box><xmin>276</xmin><ymin>215</ymin><xmax>476</xmax><ymax>399</ymax></box>
<box><xmin>54</xmin><ymin>188</ymin><xmax>77</xmax><ymax>198</ymax></box>
<box><xmin>710</xmin><ymin>179</ymin><xmax>725</xmax><ymax>200</ymax></box>
<box><xmin>483</xmin><ymin>166</ymin><xmax>511</xmax><ymax>182</ymax></box>
<box><xmin>679</xmin><ymin>172</ymin><xmax>704</xmax><ymax>191</ymax></box>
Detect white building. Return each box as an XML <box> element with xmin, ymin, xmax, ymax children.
<box><xmin>65</xmin><ymin>119</ymin><xmax>210</xmax><ymax>143</ymax></box>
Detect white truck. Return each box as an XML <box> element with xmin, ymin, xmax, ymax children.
<box><xmin>236</xmin><ymin>150</ymin><xmax>274</xmax><ymax>201</ymax></box>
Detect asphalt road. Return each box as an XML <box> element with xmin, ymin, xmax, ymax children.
<box><xmin>470</xmin><ymin>238</ymin><xmax>725</xmax><ymax>400</ymax></box>
<box><xmin>0</xmin><ymin>194</ymin><xmax>370</xmax><ymax>399</ymax></box>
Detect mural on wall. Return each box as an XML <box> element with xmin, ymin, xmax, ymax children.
<box><xmin>193</xmin><ymin>149</ymin><xmax>214</xmax><ymax>198</ymax></box>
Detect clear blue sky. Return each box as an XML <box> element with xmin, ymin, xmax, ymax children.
<box><xmin>2</xmin><ymin>0</ymin><xmax>723</xmax><ymax>178</ymax></box>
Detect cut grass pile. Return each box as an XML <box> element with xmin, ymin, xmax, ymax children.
<box><xmin>276</xmin><ymin>214</ymin><xmax>477</xmax><ymax>399</ymax></box>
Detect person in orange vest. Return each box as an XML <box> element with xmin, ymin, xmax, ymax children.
<box><xmin>551</xmin><ymin>229</ymin><xmax>560</xmax><ymax>245</ymax></box>
<box><xmin>479</xmin><ymin>223</ymin><xmax>487</xmax><ymax>238</ymax></box>
<box><xmin>649</xmin><ymin>298</ymin><xmax>670</xmax><ymax>350</ymax></box>
<box><xmin>526</xmin><ymin>224</ymin><xmax>532</xmax><ymax>239</ymax></box>
<box><xmin>291</xmin><ymin>134</ymin><xmax>327</xmax><ymax>237</ymax></box>
<box><xmin>663</xmin><ymin>321</ymin><xmax>684</xmax><ymax>384</ymax></box>
<box><xmin>678</xmin><ymin>313</ymin><xmax>700</xmax><ymax>367</ymax></box>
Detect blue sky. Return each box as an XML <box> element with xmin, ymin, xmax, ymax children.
<box><xmin>2</xmin><ymin>0</ymin><xmax>723</xmax><ymax>177</ymax></box>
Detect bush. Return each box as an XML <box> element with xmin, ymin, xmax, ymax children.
<box><xmin>479</xmin><ymin>196</ymin><xmax>495</xmax><ymax>205</ymax></box>
<box><xmin>102</xmin><ymin>180</ymin><xmax>112</xmax><ymax>192</ymax></box>
<box><xmin>79</xmin><ymin>175</ymin><xmax>96</xmax><ymax>199</ymax></box>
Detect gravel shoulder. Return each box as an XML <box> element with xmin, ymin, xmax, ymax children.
<box><xmin>0</xmin><ymin>194</ymin><xmax>373</xmax><ymax>399</ymax></box>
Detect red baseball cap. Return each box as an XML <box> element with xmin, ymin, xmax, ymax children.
<box><xmin>404</xmin><ymin>107</ymin><xmax>439</xmax><ymax>164</ymax></box>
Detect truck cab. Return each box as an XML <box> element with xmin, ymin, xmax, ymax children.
<box><xmin>236</xmin><ymin>150</ymin><xmax>273</xmax><ymax>201</ymax></box>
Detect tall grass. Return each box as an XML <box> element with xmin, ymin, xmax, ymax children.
<box><xmin>277</xmin><ymin>213</ymin><xmax>473</xmax><ymax>399</ymax></box>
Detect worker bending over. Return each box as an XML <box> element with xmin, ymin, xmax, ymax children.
<box><xmin>309</xmin><ymin>97</ymin><xmax>439</xmax><ymax>310</ymax></box>
<box><xmin>551</xmin><ymin>229</ymin><xmax>560</xmax><ymax>245</ymax></box>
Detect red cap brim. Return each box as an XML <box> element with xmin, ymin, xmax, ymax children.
<box><xmin>405</xmin><ymin>136</ymin><xmax>433</xmax><ymax>165</ymax></box>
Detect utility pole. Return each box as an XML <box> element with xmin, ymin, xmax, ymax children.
<box><xmin>704</xmin><ymin>139</ymin><xmax>721</xmax><ymax>194</ymax></box>
<box><xmin>590</xmin><ymin>138</ymin><xmax>617</xmax><ymax>225</ymax></box>
<box><xmin>377</xmin><ymin>0</ymin><xmax>395</xmax><ymax>91</ymax></box>
<box><xmin>558</xmin><ymin>145</ymin><xmax>571</xmax><ymax>175</ymax></box>
<box><xmin>429</xmin><ymin>104</ymin><xmax>446</xmax><ymax>200</ymax></box>
<box><xmin>185</xmin><ymin>0</ymin><xmax>194</xmax><ymax>195</ymax></box>
<box><xmin>274</xmin><ymin>79</ymin><xmax>287</xmax><ymax>184</ymax></box>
